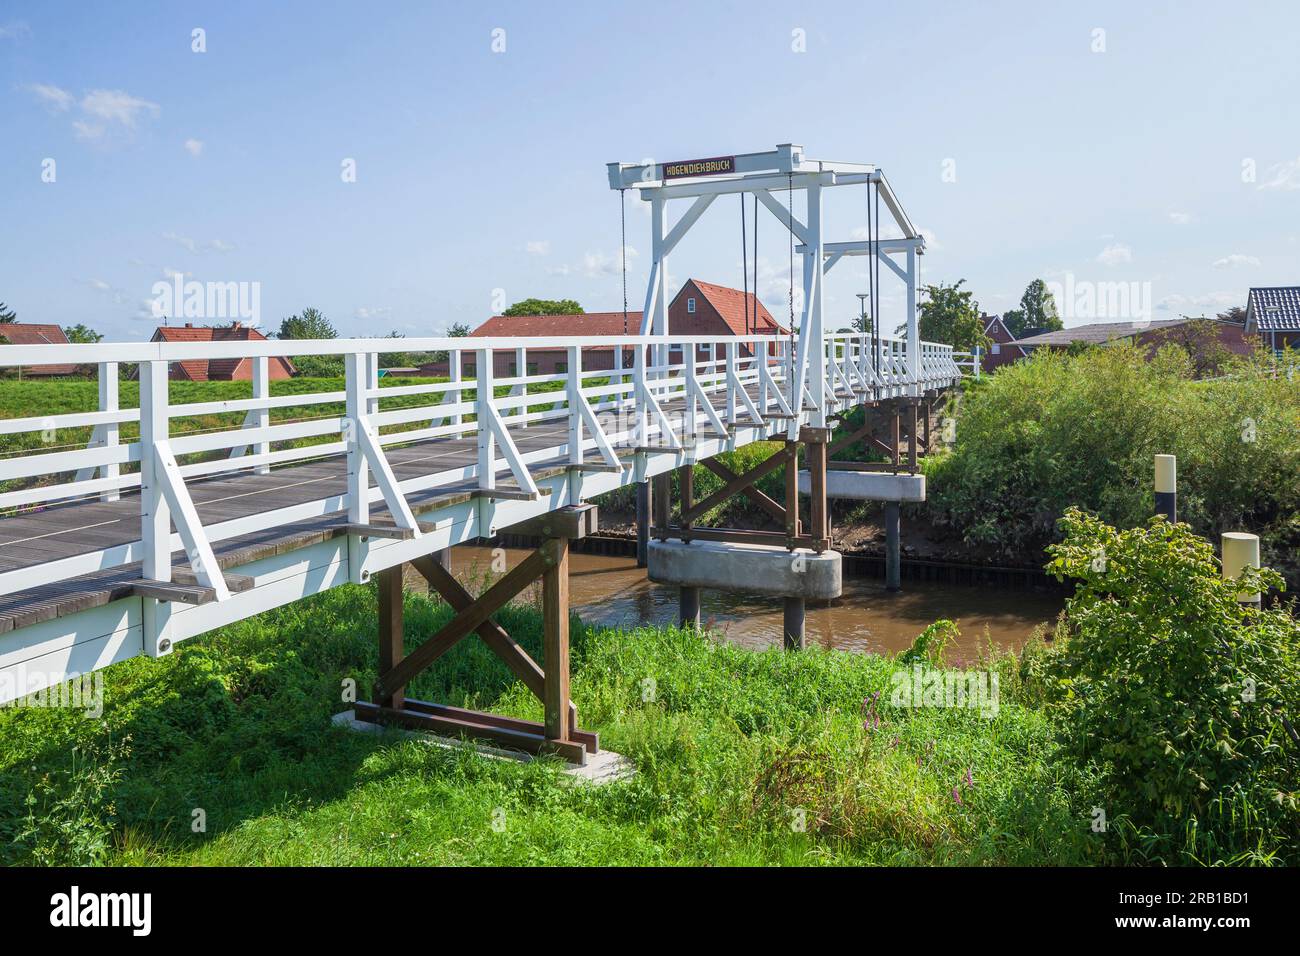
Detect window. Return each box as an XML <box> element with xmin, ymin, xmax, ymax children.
<box><xmin>555</xmin><ymin>362</ymin><xmax>567</xmax><ymax>374</ymax></box>
<box><xmin>687</xmin><ymin>297</ymin><xmax>696</xmax><ymax>314</ymax></box>
<box><xmin>991</xmin><ymin>343</ymin><xmax>1001</xmax><ymax>355</ymax></box>
<box><xmin>462</xmin><ymin>362</ymin><xmax>474</xmax><ymax>377</ymax></box>
<box><xmin>527</xmin><ymin>362</ymin><xmax>539</xmax><ymax>375</ymax></box>
<box><xmin>508</xmin><ymin>362</ymin><xmax>518</xmax><ymax>376</ymax></box>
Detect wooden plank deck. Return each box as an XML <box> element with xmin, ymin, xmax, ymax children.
<box><xmin>0</xmin><ymin>385</ymin><xmax>784</xmax><ymax>631</ymax></box>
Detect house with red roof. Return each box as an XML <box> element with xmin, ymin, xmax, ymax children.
<box><xmin>421</xmin><ymin>280</ymin><xmax>787</xmax><ymax>377</ymax></box>
<box><xmin>978</xmin><ymin>314</ymin><xmax>1027</xmax><ymax>374</ymax></box>
<box><xmin>148</xmin><ymin>322</ymin><xmax>296</xmax><ymax>381</ymax></box>
<box><xmin>0</xmin><ymin>322</ymin><xmax>78</xmax><ymax>376</ymax></box>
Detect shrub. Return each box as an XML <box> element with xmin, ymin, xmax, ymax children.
<box><xmin>926</xmin><ymin>345</ymin><xmax>1300</xmax><ymax>578</ymax></box>
<box><xmin>1042</xmin><ymin>508</ymin><xmax>1300</xmax><ymax>863</ymax></box>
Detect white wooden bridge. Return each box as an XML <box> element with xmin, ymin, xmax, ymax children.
<box><xmin>0</xmin><ymin>144</ymin><xmax>959</xmax><ymax>762</ymax></box>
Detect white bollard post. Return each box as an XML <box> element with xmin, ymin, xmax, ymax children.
<box><xmin>1221</xmin><ymin>532</ymin><xmax>1261</xmax><ymax>604</ymax></box>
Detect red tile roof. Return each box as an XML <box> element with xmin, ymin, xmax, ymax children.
<box><xmin>471</xmin><ymin>311</ymin><xmax>643</xmax><ymax>342</ymax></box>
<box><xmin>0</xmin><ymin>322</ymin><xmax>76</xmax><ymax>375</ymax></box>
<box><xmin>150</xmin><ymin>323</ymin><xmax>295</xmax><ymax>380</ymax></box>
<box><xmin>680</xmin><ymin>279</ymin><xmax>788</xmax><ymax>336</ymax></box>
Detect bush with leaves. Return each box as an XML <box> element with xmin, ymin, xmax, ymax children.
<box><xmin>926</xmin><ymin>344</ymin><xmax>1300</xmax><ymax>581</ymax></box>
<box><xmin>1042</xmin><ymin>508</ymin><xmax>1300</xmax><ymax>863</ymax></box>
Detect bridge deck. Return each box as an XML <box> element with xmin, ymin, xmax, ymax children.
<box><xmin>0</xmin><ymin>383</ymin><xmax>792</xmax><ymax>632</ymax></box>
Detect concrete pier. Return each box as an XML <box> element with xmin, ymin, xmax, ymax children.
<box><xmin>782</xmin><ymin>597</ymin><xmax>806</xmax><ymax>651</ymax></box>
<box><xmin>648</xmin><ymin>539</ymin><xmax>841</xmax><ymax>648</ymax></box>
<box><xmin>796</xmin><ymin>469</ymin><xmax>925</xmax><ymax>502</ymax></box>
<box><xmin>679</xmin><ymin>585</ymin><xmax>701</xmax><ymax>628</ymax></box>
<box><xmin>884</xmin><ymin>501</ymin><xmax>901</xmax><ymax>591</ymax></box>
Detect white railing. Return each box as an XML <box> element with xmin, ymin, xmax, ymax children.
<box><xmin>952</xmin><ymin>347</ymin><xmax>983</xmax><ymax>379</ymax></box>
<box><xmin>0</xmin><ymin>332</ymin><xmax>957</xmax><ymax>599</ymax></box>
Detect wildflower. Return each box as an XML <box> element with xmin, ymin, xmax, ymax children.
<box><xmin>952</xmin><ymin>787</ymin><xmax>962</xmax><ymax>805</ymax></box>
<box><xmin>965</xmin><ymin>766</ymin><xmax>975</xmax><ymax>788</ymax></box>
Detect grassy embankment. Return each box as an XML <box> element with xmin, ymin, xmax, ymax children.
<box><xmin>0</xmin><ymin>584</ymin><xmax>1103</xmax><ymax>866</ymax></box>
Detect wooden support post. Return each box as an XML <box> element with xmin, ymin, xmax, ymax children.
<box><xmin>653</xmin><ymin>472</ymin><xmax>671</xmax><ymax>541</ymax></box>
<box><xmin>922</xmin><ymin>397</ymin><xmax>932</xmax><ymax>456</ymax></box>
<box><xmin>891</xmin><ymin>404</ymin><xmax>901</xmax><ymax>473</ymax></box>
<box><xmin>678</xmin><ymin>464</ymin><xmax>694</xmax><ymax>543</ymax></box>
<box><xmin>784</xmin><ymin>441</ymin><xmax>801</xmax><ymax>549</ymax></box>
<box><xmin>542</xmin><ymin>536</ymin><xmax>572</xmax><ymax>744</ymax></box>
<box><xmin>803</xmin><ymin>427</ymin><xmax>829</xmax><ymax>553</ymax></box>
<box><xmin>635</xmin><ymin>480</ymin><xmax>651</xmax><ymax>568</ymax></box>
<box><xmin>884</xmin><ymin>501</ymin><xmax>901</xmax><ymax>592</ymax></box>
<box><xmin>376</xmin><ymin>565</ymin><xmax>405</xmax><ymax>710</ymax></box>
<box><xmin>907</xmin><ymin>400</ymin><xmax>918</xmax><ymax>472</ymax></box>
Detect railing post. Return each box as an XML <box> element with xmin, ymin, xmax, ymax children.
<box><xmin>476</xmin><ymin>349</ymin><xmax>495</xmax><ymax>490</ymax></box>
<box><xmin>252</xmin><ymin>355</ymin><xmax>270</xmax><ymax>475</ymax></box>
<box><xmin>725</xmin><ymin>341</ymin><xmax>737</xmax><ymax>425</ymax></box>
<box><xmin>514</xmin><ymin>345</ymin><xmax>527</xmax><ymax>429</ymax></box>
<box><xmin>99</xmin><ymin>361</ymin><xmax>120</xmax><ymax>501</ymax></box>
<box><xmin>345</xmin><ymin>351</ymin><xmax>369</xmax><ymax>526</ymax></box>
<box><xmin>567</xmin><ymin>344</ymin><xmax>582</xmax><ymax>465</ymax></box>
<box><xmin>140</xmin><ymin>360</ymin><xmax>170</xmax><ymax>582</ymax></box>
<box><xmin>633</xmin><ymin>341</ymin><xmax>648</xmax><ymax>446</ymax></box>
<box><xmin>448</xmin><ymin>349</ymin><xmax>463</xmax><ymax>431</ymax></box>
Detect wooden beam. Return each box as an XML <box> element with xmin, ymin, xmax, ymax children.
<box><xmin>410</xmin><ymin>552</ymin><xmax>579</xmax><ymax>732</ymax></box>
<box><xmin>376</xmin><ymin>564</ymin><xmax>404</xmax><ymax>709</ymax></box>
<box><xmin>501</xmin><ymin>504</ymin><xmax>597</xmax><ymax>540</ymax></box>
<box><xmin>685</xmin><ymin>449</ymin><xmax>791</xmax><ymax>525</ymax></box>
<box><xmin>542</xmin><ymin>536</ymin><xmax>571</xmax><ymax>744</ymax></box>
<box><xmin>375</xmin><ymin>541</ymin><xmax>557</xmax><ymax>700</ymax></box>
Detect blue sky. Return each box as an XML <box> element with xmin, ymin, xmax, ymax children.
<box><xmin>2</xmin><ymin>0</ymin><xmax>1297</xmax><ymax>341</ymax></box>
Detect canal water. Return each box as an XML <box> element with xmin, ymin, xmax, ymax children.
<box><xmin>439</xmin><ymin>545</ymin><xmax>1062</xmax><ymax>662</ymax></box>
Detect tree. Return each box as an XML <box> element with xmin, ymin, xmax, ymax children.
<box><xmin>501</xmin><ymin>298</ymin><xmax>583</xmax><ymax>316</ymax></box>
<box><xmin>0</xmin><ymin>302</ymin><xmax>16</xmax><ymax>323</ymax></box>
<box><xmin>909</xmin><ymin>279</ymin><xmax>989</xmax><ymax>352</ymax></box>
<box><xmin>65</xmin><ymin>324</ymin><xmax>102</xmax><ymax>344</ymax></box>
<box><xmin>1156</xmin><ymin>318</ymin><xmax>1233</xmax><ymax>377</ymax></box>
<box><xmin>448</xmin><ymin>322</ymin><xmax>470</xmax><ymax>337</ymax></box>
<box><xmin>275</xmin><ymin>307</ymin><xmax>337</xmax><ymax>340</ymax></box>
<box><xmin>1002</xmin><ymin>279</ymin><xmax>1062</xmax><ymax>338</ymax></box>
<box><xmin>1217</xmin><ymin>305</ymin><xmax>1247</xmax><ymax>325</ymax></box>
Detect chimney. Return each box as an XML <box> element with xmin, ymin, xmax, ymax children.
<box><xmin>232</xmin><ymin>320</ymin><xmax>242</xmax><ymax>329</ymax></box>
<box><xmin>184</xmin><ymin>322</ymin><xmax>193</xmax><ymax>328</ymax></box>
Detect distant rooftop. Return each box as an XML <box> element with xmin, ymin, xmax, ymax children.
<box><xmin>1247</xmin><ymin>287</ymin><xmax>1300</xmax><ymax>331</ymax></box>
<box><xmin>1012</xmin><ymin>319</ymin><xmax>1193</xmax><ymax>348</ymax></box>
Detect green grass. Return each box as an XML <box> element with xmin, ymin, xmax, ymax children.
<box><xmin>0</xmin><ymin>584</ymin><xmax>1107</xmax><ymax>866</ymax></box>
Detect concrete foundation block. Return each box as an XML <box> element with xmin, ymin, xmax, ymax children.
<box><xmin>647</xmin><ymin>539</ymin><xmax>842</xmax><ymax>600</ymax></box>
<box><xmin>797</xmin><ymin>469</ymin><xmax>926</xmax><ymax>502</ymax></box>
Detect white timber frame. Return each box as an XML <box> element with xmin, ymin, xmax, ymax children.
<box><xmin>608</xmin><ymin>143</ymin><xmax>927</xmax><ymax>428</ymax></box>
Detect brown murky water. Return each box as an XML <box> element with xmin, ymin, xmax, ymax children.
<box><xmin>439</xmin><ymin>546</ymin><xmax>1062</xmax><ymax>661</ymax></box>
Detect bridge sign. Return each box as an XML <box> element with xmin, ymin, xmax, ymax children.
<box><xmin>662</xmin><ymin>156</ymin><xmax>736</xmax><ymax>180</ymax></box>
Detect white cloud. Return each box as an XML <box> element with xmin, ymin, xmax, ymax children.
<box><xmin>1212</xmin><ymin>253</ymin><xmax>1260</xmax><ymax>269</ymax></box>
<box><xmin>1096</xmin><ymin>243</ymin><xmax>1132</xmax><ymax>267</ymax></box>
<box><xmin>0</xmin><ymin>22</ymin><xmax>31</xmax><ymax>40</ymax></box>
<box><xmin>1156</xmin><ymin>291</ymin><xmax>1240</xmax><ymax>312</ymax></box>
<box><xmin>70</xmin><ymin>88</ymin><xmax>160</xmax><ymax>141</ymax></box>
<box><xmin>24</xmin><ymin>82</ymin><xmax>73</xmax><ymax>112</ymax></box>
<box><xmin>582</xmin><ymin>246</ymin><xmax>638</xmax><ymax>278</ymax></box>
<box><xmin>355</xmin><ymin>306</ymin><xmax>393</xmax><ymax>321</ymax></box>
<box><xmin>1169</xmin><ymin>211</ymin><xmax>1193</xmax><ymax>225</ymax></box>
<box><xmin>163</xmin><ymin>232</ymin><xmax>235</xmax><ymax>254</ymax></box>
<box><xmin>1259</xmin><ymin>157</ymin><xmax>1300</xmax><ymax>191</ymax></box>
<box><xmin>545</xmin><ymin>264</ymin><xmax>572</xmax><ymax>277</ymax></box>
<box><xmin>525</xmin><ymin>240</ymin><xmax>550</xmax><ymax>256</ymax></box>
<box><xmin>918</xmin><ymin>227</ymin><xmax>941</xmax><ymax>251</ymax></box>
<box><xmin>184</xmin><ymin>138</ymin><xmax>204</xmax><ymax>157</ymax></box>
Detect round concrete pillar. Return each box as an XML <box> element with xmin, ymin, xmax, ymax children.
<box><xmin>680</xmin><ymin>586</ymin><xmax>701</xmax><ymax>629</ymax></box>
<box><xmin>884</xmin><ymin>501</ymin><xmax>901</xmax><ymax>592</ymax></box>
<box><xmin>783</xmin><ymin>596</ymin><xmax>805</xmax><ymax>651</ymax></box>
<box><xmin>1221</xmin><ymin>532</ymin><xmax>1261</xmax><ymax>604</ymax></box>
